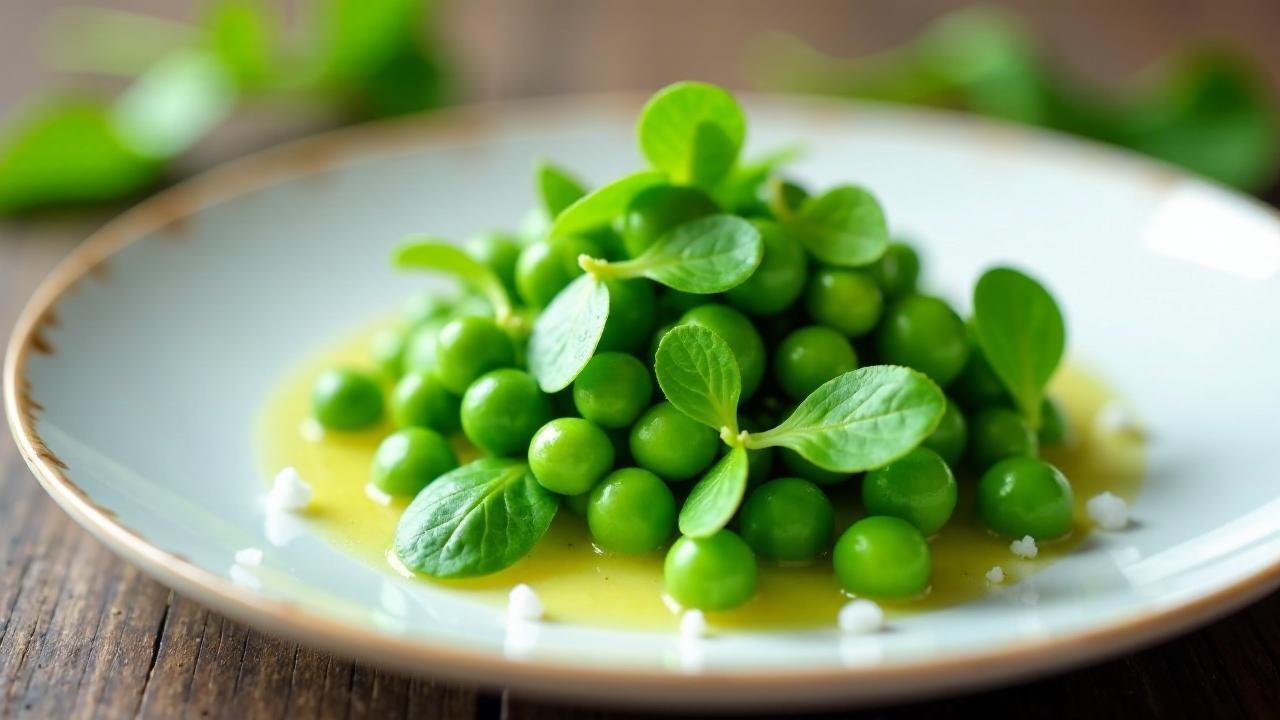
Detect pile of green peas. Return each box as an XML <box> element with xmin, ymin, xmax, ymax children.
<box><xmin>309</xmin><ymin>181</ymin><xmax>1076</xmax><ymax>613</ymax></box>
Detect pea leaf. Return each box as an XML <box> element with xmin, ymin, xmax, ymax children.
<box><xmin>971</xmin><ymin>267</ymin><xmax>1065</xmax><ymax>428</ymax></box>
<box><xmin>747</xmin><ymin>366</ymin><xmax>945</xmax><ymax>472</ymax></box>
<box><xmin>111</xmin><ymin>48</ymin><xmax>237</xmax><ymax>159</ymax></box>
<box><xmin>637</xmin><ymin>81</ymin><xmax>746</xmax><ymax>187</ymax></box>
<box><xmin>536</xmin><ymin>160</ymin><xmax>587</xmax><ymax>219</ymax></box>
<box><xmin>591</xmin><ymin>215</ymin><xmax>762</xmax><ymax>294</ymax></box>
<box><xmin>654</xmin><ymin>324</ymin><xmax>741</xmax><ymax>434</ymax></box>
<box><xmin>527</xmin><ymin>274</ymin><xmax>610</xmax><ymax>392</ymax></box>
<box><xmin>549</xmin><ymin>170</ymin><xmax>665</xmax><ymax>239</ymax></box>
<box><xmin>393</xmin><ymin>238</ymin><xmax>513</xmax><ymax>322</ymax></box>
<box><xmin>678</xmin><ymin>446</ymin><xmax>749</xmax><ymax>537</ymax></box>
<box><xmin>204</xmin><ymin>0</ymin><xmax>276</xmax><ymax>90</ymax></box>
<box><xmin>393</xmin><ymin>458</ymin><xmax>559</xmax><ymax>578</ymax></box>
<box><xmin>789</xmin><ymin>185</ymin><xmax>889</xmax><ymax>267</ymax></box>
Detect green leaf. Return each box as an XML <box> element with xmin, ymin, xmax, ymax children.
<box><xmin>747</xmin><ymin>366</ymin><xmax>945</xmax><ymax>472</ymax></box>
<box><xmin>536</xmin><ymin>161</ymin><xmax>587</xmax><ymax>219</ymax></box>
<box><xmin>111</xmin><ymin>48</ymin><xmax>238</xmax><ymax>159</ymax></box>
<box><xmin>527</xmin><ymin>274</ymin><xmax>610</xmax><ymax>392</ymax></box>
<box><xmin>393</xmin><ymin>458</ymin><xmax>559</xmax><ymax>578</ymax></box>
<box><xmin>637</xmin><ymin>81</ymin><xmax>746</xmax><ymax>187</ymax></box>
<box><xmin>790</xmin><ymin>185</ymin><xmax>889</xmax><ymax>267</ymax></box>
<box><xmin>654</xmin><ymin>324</ymin><xmax>742</xmax><ymax>433</ymax></box>
<box><xmin>592</xmin><ymin>215</ymin><xmax>762</xmax><ymax>293</ymax></box>
<box><xmin>710</xmin><ymin>144</ymin><xmax>804</xmax><ymax>212</ymax></box>
<box><xmin>971</xmin><ymin>267</ymin><xmax>1065</xmax><ymax>428</ymax></box>
<box><xmin>678</xmin><ymin>447</ymin><xmax>749</xmax><ymax>537</ymax></box>
<box><xmin>204</xmin><ymin>0</ymin><xmax>276</xmax><ymax>90</ymax></box>
<box><xmin>549</xmin><ymin>170</ymin><xmax>664</xmax><ymax>239</ymax></box>
<box><xmin>393</xmin><ymin>238</ymin><xmax>513</xmax><ymax>322</ymax></box>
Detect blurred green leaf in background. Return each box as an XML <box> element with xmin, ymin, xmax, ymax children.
<box><xmin>752</xmin><ymin>6</ymin><xmax>1279</xmax><ymax>193</ymax></box>
<box><xmin>0</xmin><ymin>0</ymin><xmax>451</xmax><ymax>216</ymax></box>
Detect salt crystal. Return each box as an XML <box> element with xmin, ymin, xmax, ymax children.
<box><xmin>266</xmin><ymin>467</ymin><xmax>313</xmax><ymax>511</ymax></box>
<box><xmin>507</xmin><ymin>584</ymin><xmax>544</xmax><ymax>622</ymax></box>
<box><xmin>234</xmin><ymin>547</ymin><xmax>264</xmax><ymax>566</ymax></box>
<box><xmin>1010</xmin><ymin>535</ymin><xmax>1039</xmax><ymax>559</ymax></box>
<box><xmin>1087</xmin><ymin>492</ymin><xmax>1129</xmax><ymax>530</ymax></box>
<box><xmin>679</xmin><ymin>610</ymin><xmax>707</xmax><ymax>640</ymax></box>
<box><xmin>985</xmin><ymin>565</ymin><xmax>1005</xmax><ymax>583</ymax></box>
<box><xmin>837</xmin><ymin>599</ymin><xmax>884</xmax><ymax>634</ymax></box>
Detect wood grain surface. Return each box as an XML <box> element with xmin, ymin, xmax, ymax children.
<box><xmin>2</xmin><ymin>1</ymin><xmax>1279</xmax><ymax>717</ymax></box>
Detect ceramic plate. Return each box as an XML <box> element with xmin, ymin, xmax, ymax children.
<box><xmin>7</xmin><ymin>94</ymin><xmax>1280</xmax><ymax>710</ymax></box>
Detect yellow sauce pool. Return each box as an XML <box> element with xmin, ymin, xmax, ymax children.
<box><xmin>257</xmin><ymin>324</ymin><xmax>1145</xmax><ymax>631</ymax></box>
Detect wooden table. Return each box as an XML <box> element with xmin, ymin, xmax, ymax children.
<box><xmin>2</xmin><ymin>1</ymin><xmax>1279</xmax><ymax>717</ymax></box>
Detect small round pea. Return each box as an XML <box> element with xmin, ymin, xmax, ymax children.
<box><xmin>774</xmin><ymin>325</ymin><xmax>858</xmax><ymax>401</ymax></box>
<box><xmin>725</xmin><ymin>220</ymin><xmax>808</xmax><ymax>316</ymax></box>
<box><xmin>573</xmin><ymin>352</ymin><xmax>653</xmax><ymax>428</ymax></box>
<box><xmin>312</xmin><ymin>369</ymin><xmax>384</xmax><ymax>430</ymax></box>
<box><xmin>401</xmin><ymin>320</ymin><xmax>444</xmax><ymax>373</ymax></box>
<box><xmin>465</xmin><ymin>232</ymin><xmax>523</xmax><ymax>298</ymax></box>
<box><xmin>861</xmin><ymin>447</ymin><xmax>958</xmax><ymax>535</ymax></box>
<box><xmin>390</xmin><ymin>370</ymin><xmax>462</xmax><ymax>434</ymax></box>
<box><xmin>953</xmin><ymin>348</ymin><xmax>1012</xmax><ymax>410</ymax></box>
<box><xmin>629</xmin><ymin>402</ymin><xmax>719</xmax><ymax>481</ymax></box>
<box><xmin>922</xmin><ymin>397</ymin><xmax>968</xmax><ymax>466</ymax></box>
<box><xmin>401</xmin><ymin>291</ymin><xmax>453</xmax><ymax>329</ymax></box>
<box><xmin>433</xmin><ymin>317</ymin><xmax>516</xmax><ymax>395</ymax></box>
<box><xmin>745</xmin><ymin>444</ymin><xmax>774</xmax><ymax>488</ymax></box>
<box><xmin>564</xmin><ymin>491</ymin><xmax>591</xmax><ymax>516</ymax></box>
<box><xmin>833</xmin><ymin>516</ymin><xmax>931</xmax><ymax>599</ymax></box>
<box><xmin>622</xmin><ymin>184</ymin><xmax>718</xmax><ymax>258</ymax></box>
<box><xmin>780</xmin><ymin>447</ymin><xmax>849</xmax><ymax>486</ymax></box>
<box><xmin>515</xmin><ymin>240</ymin><xmax>571</xmax><ymax>307</ymax></box>
<box><xmin>876</xmin><ymin>295</ymin><xmax>970</xmax><ymax>386</ymax></box>
<box><xmin>597</xmin><ymin>279</ymin><xmax>657</xmax><ymax>354</ymax></box>
<box><xmin>664</xmin><ymin>530</ymin><xmax>758</xmax><ymax>611</ymax></box>
<box><xmin>1039</xmin><ymin>396</ymin><xmax>1069</xmax><ymax>447</ymax></box>
<box><xmin>680</xmin><ymin>304</ymin><xmax>766</xmax><ymax>399</ymax></box>
<box><xmin>529</xmin><ymin>418</ymin><xmax>615</xmax><ymax>495</ymax></box>
<box><xmin>969</xmin><ymin>407</ymin><xmax>1039</xmax><ymax>472</ymax></box>
<box><xmin>460</xmin><ymin>369</ymin><xmax>552</xmax><ymax>456</ymax></box>
<box><xmin>371</xmin><ymin>328</ymin><xmax>406</xmax><ymax>379</ymax></box>
<box><xmin>806</xmin><ymin>268</ymin><xmax>883</xmax><ymax>338</ymax></box>
<box><xmin>739</xmin><ymin>478</ymin><xmax>835</xmax><ymax>561</ymax></box>
<box><xmin>371</xmin><ymin>428</ymin><xmax>458</xmax><ymax>496</ymax></box>
<box><xmin>976</xmin><ymin>456</ymin><xmax>1074</xmax><ymax>540</ymax></box>
<box><xmin>588</xmin><ymin>468</ymin><xmax>677</xmax><ymax>554</ymax></box>
<box><xmin>867</xmin><ymin>241</ymin><xmax>921</xmax><ymax>298</ymax></box>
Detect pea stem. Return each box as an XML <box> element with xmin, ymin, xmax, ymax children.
<box><xmin>720</xmin><ymin>426</ymin><xmax>748</xmax><ymax>447</ymax></box>
<box><xmin>578</xmin><ymin>254</ymin><xmax>616</xmax><ymax>280</ymax></box>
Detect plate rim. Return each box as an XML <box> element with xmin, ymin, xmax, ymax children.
<box><xmin>6</xmin><ymin>92</ymin><xmax>1280</xmax><ymax>707</ymax></box>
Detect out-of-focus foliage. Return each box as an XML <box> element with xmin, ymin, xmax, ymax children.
<box><xmin>0</xmin><ymin>0</ymin><xmax>451</xmax><ymax>215</ymax></box>
<box><xmin>752</xmin><ymin>7</ymin><xmax>1279</xmax><ymax>192</ymax></box>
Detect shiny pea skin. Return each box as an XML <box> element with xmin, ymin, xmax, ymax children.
<box><xmin>968</xmin><ymin>407</ymin><xmax>1039</xmax><ymax>472</ymax></box>
<box><xmin>780</xmin><ymin>446</ymin><xmax>849</xmax><ymax>486</ymax></box>
<box><xmin>621</xmin><ymin>184</ymin><xmax>717</xmax><ymax>258</ymax></box>
<box><xmin>629</xmin><ymin>402</ymin><xmax>719</xmax><ymax>481</ymax></box>
<box><xmin>867</xmin><ymin>241</ymin><xmax>921</xmax><ymax>297</ymax></box>
<box><xmin>739</xmin><ymin>478</ymin><xmax>835</xmax><ymax>561</ymax></box>
<box><xmin>664</xmin><ymin>530</ymin><xmax>758</xmax><ymax>611</ymax></box>
<box><xmin>390</xmin><ymin>370</ymin><xmax>462</xmax><ymax>434</ymax></box>
<box><xmin>725</xmin><ymin>220</ymin><xmax>808</xmax><ymax>316</ymax></box>
<box><xmin>833</xmin><ymin>516</ymin><xmax>931</xmax><ymax>599</ymax></box>
<box><xmin>976</xmin><ymin>456</ymin><xmax>1074</xmax><ymax>540</ymax></box>
<box><xmin>876</xmin><ymin>295</ymin><xmax>970</xmax><ymax>387</ymax></box>
<box><xmin>679</xmin><ymin>304</ymin><xmax>766</xmax><ymax>399</ymax></box>
<box><xmin>922</xmin><ymin>397</ymin><xmax>968</xmax><ymax>466</ymax></box>
<box><xmin>805</xmin><ymin>268</ymin><xmax>883</xmax><ymax>338</ymax></box>
<box><xmin>588</xmin><ymin>468</ymin><xmax>677</xmax><ymax>554</ymax></box>
<box><xmin>774</xmin><ymin>325</ymin><xmax>858</xmax><ymax>401</ymax></box>
<box><xmin>370</xmin><ymin>328</ymin><xmax>406</xmax><ymax>379</ymax></box>
<box><xmin>371</xmin><ymin>427</ymin><xmax>458</xmax><ymax>496</ymax></box>
<box><xmin>861</xmin><ymin>447</ymin><xmax>958</xmax><ymax>535</ymax></box>
<box><xmin>311</xmin><ymin>369</ymin><xmax>384</xmax><ymax>430</ymax></box>
<box><xmin>433</xmin><ymin>316</ymin><xmax>516</xmax><ymax>395</ymax></box>
<box><xmin>459</xmin><ymin>369</ymin><xmax>552</xmax><ymax>456</ymax></box>
<box><xmin>953</xmin><ymin>346</ymin><xmax>1012</xmax><ymax>410</ymax></box>
<box><xmin>528</xmin><ymin>418</ymin><xmax>616</xmax><ymax>495</ymax></box>
<box><xmin>573</xmin><ymin>352</ymin><xmax>653</xmax><ymax>428</ymax></box>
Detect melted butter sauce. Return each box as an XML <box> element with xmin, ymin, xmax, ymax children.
<box><xmin>257</xmin><ymin>324</ymin><xmax>1145</xmax><ymax>631</ymax></box>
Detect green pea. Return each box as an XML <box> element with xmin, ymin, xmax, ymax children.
<box><xmin>565</xmin><ymin>491</ymin><xmax>591</xmax><ymax>516</ymax></box>
<box><xmin>370</xmin><ymin>328</ymin><xmax>406</xmax><ymax>379</ymax></box>
<box><xmin>833</xmin><ymin>516</ymin><xmax>931</xmax><ymax>599</ymax></box>
<box><xmin>588</xmin><ymin>468</ymin><xmax>677</xmax><ymax>554</ymax></box>
<box><xmin>401</xmin><ymin>320</ymin><xmax>445</xmax><ymax>373</ymax></box>
<box><xmin>867</xmin><ymin>241</ymin><xmax>921</xmax><ymax>297</ymax></box>
<box><xmin>725</xmin><ymin>220</ymin><xmax>808</xmax><ymax>316</ymax></box>
<box><xmin>663</xmin><ymin>530</ymin><xmax>758</xmax><ymax>611</ymax></box>
<box><xmin>680</xmin><ymin>304</ymin><xmax>766</xmax><ymax>399</ymax></box>
<box><xmin>648</xmin><ymin>322</ymin><xmax>675</xmax><ymax>365</ymax></box>
<box><xmin>390</xmin><ymin>370</ymin><xmax>462</xmax><ymax>434</ymax></box>
<box><xmin>976</xmin><ymin>456</ymin><xmax>1074</xmax><ymax>540</ymax></box>
<box><xmin>969</xmin><ymin>407</ymin><xmax>1039</xmax><ymax>472</ymax></box>
<box><xmin>311</xmin><ymin>369</ymin><xmax>383</xmax><ymax>430</ymax></box>
<box><xmin>745</xmin><ymin>444</ymin><xmax>774</xmax><ymax>488</ymax></box>
<box><xmin>953</xmin><ymin>347</ymin><xmax>1012</xmax><ymax>410</ymax></box>
<box><xmin>529</xmin><ymin>418</ymin><xmax>615</xmax><ymax>495</ymax></box>
<box><xmin>922</xmin><ymin>397</ymin><xmax>968</xmax><ymax>466</ymax></box>
<box><xmin>573</xmin><ymin>352</ymin><xmax>653</xmax><ymax>428</ymax></box>
<box><xmin>780</xmin><ymin>447</ymin><xmax>849</xmax><ymax>486</ymax></box>
<box><xmin>876</xmin><ymin>295</ymin><xmax>970</xmax><ymax>386</ymax></box>
<box><xmin>433</xmin><ymin>316</ymin><xmax>516</xmax><ymax>395</ymax></box>
<box><xmin>370</xmin><ymin>427</ymin><xmax>458</xmax><ymax>496</ymax></box>
<box><xmin>774</xmin><ymin>325</ymin><xmax>858</xmax><ymax>401</ymax></box>
<box><xmin>401</xmin><ymin>291</ymin><xmax>453</xmax><ymax>329</ymax></box>
<box><xmin>657</xmin><ymin>288</ymin><xmax>707</xmax><ymax>322</ymax></box>
<box><xmin>1039</xmin><ymin>396</ymin><xmax>1069</xmax><ymax>447</ymax></box>
<box><xmin>515</xmin><ymin>240</ymin><xmax>571</xmax><ymax>308</ymax></box>
<box><xmin>622</xmin><ymin>184</ymin><xmax>718</xmax><ymax>258</ymax></box>
<box><xmin>861</xmin><ymin>447</ymin><xmax>957</xmax><ymax>535</ymax></box>
<box><xmin>739</xmin><ymin>478</ymin><xmax>835</xmax><ymax>562</ymax></box>
<box><xmin>597</xmin><ymin>278</ymin><xmax>657</xmax><ymax>354</ymax></box>
<box><xmin>465</xmin><ymin>231</ymin><xmax>523</xmax><ymax>298</ymax></box>
<box><xmin>806</xmin><ymin>268</ymin><xmax>883</xmax><ymax>338</ymax></box>
<box><xmin>629</xmin><ymin>402</ymin><xmax>719</xmax><ymax>481</ymax></box>
<box><xmin>459</xmin><ymin>369</ymin><xmax>552</xmax><ymax>456</ymax></box>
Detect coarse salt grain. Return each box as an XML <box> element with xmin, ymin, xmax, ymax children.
<box><xmin>234</xmin><ymin>547</ymin><xmax>264</xmax><ymax>566</ymax></box>
<box><xmin>266</xmin><ymin>467</ymin><xmax>313</xmax><ymax>511</ymax></box>
<box><xmin>679</xmin><ymin>610</ymin><xmax>707</xmax><ymax>640</ymax></box>
<box><xmin>507</xmin><ymin>584</ymin><xmax>544</xmax><ymax>622</ymax></box>
<box><xmin>837</xmin><ymin>599</ymin><xmax>884</xmax><ymax>634</ymax></box>
<box><xmin>985</xmin><ymin>565</ymin><xmax>1005</xmax><ymax>583</ymax></box>
<box><xmin>1010</xmin><ymin>535</ymin><xmax>1038</xmax><ymax>559</ymax></box>
<box><xmin>1087</xmin><ymin>492</ymin><xmax>1129</xmax><ymax>530</ymax></box>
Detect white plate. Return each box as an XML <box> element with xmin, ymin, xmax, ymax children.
<box><xmin>7</xmin><ymin>94</ymin><xmax>1280</xmax><ymax>710</ymax></box>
